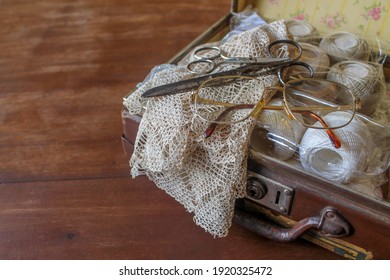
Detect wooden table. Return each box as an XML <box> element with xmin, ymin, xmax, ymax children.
<box><xmin>0</xmin><ymin>0</ymin><xmax>341</xmax><ymax>259</ymax></box>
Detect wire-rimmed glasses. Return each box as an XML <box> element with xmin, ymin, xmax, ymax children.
<box><xmin>192</xmin><ymin>76</ymin><xmax>361</xmax><ymax>149</ymax></box>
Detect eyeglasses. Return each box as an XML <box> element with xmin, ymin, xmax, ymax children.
<box><xmin>192</xmin><ymin>76</ymin><xmax>361</xmax><ymax>149</ymax></box>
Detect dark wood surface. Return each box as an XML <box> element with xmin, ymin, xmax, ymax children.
<box><xmin>0</xmin><ymin>0</ymin><xmax>341</xmax><ymax>259</ymax></box>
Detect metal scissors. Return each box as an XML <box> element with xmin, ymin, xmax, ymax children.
<box><xmin>187</xmin><ymin>44</ymin><xmax>290</xmax><ymax>74</ymax></box>
<box><xmin>142</xmin><ymin>40</ymin><xmax>310</xmax><ymax>98</ymax></box>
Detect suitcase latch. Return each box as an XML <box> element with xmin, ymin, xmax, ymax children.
<box><xmin>246</xmin><ymin>172</ymin><xmax>294</xmax><ymax>215</ymax></box>
<box><xmin>244</xmin><ymin>172</ymin><xmax>352</xmax><ymax>239</ymax></box>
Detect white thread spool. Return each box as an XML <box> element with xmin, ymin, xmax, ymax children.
<box><xmin>285</xmin><ymin>19</ymin><xmax>320</xmax><ymax>43</ymax></box>
<box><xmin>319</xmin><ymin>32</ymin><xmax>369</xmax><ymax>65</ymax></box>
<box><xmin>299</xmin><ymin>112</ymin><xmax>372</xmax><ymax>184</ymax></box>
<box><xmin>326</xmin><ymin>61</ymin><xmax>385</xmax><ymax>116</ymax></box>
<box><xmin>251</xmin><ymin>99</ymin><xmax>306</xmax><ymax>160</ymax></box>
<box><xmin>286</xmin><ymin>42</ymin><xmax>330</xmax><ymax>78</ymax></box>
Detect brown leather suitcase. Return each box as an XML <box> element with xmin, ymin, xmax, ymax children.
<box><xmin>121</xmin><ymin>0</ymin><xmax>390</xmax><ymax>259</ymax></box>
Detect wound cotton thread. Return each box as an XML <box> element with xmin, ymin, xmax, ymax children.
<box><xmin>299</xmin><ymin>112</ymin><xmax>372</xmax><ymax>184</ymax></box>
<box><xmin>319</xmin><ymin>31</ymin><xmax>369</xmax><ymax>65</ymax></box>
<box><xmin>285</xmin><ymin>19</ymin><xmax>320</xmax><ymax>43</ymax></box>
<box><xmin>326</xmin><ymin>60</ymin><xmax>385</xmax><ymax>116</ymax></box>
<box><xmin>300</xmin><ymin>43</ymin><xmax>330</xmax><ymax>77</ymax></box>
<box><xmin>251</xmin><ymin>99</ymin><xmax>306</xmax><ymax>160</ymax></box>
<box><xmin>286</xmin><ymin>42</ymin><xmax>330</xmax><ymax>79</ymax></box>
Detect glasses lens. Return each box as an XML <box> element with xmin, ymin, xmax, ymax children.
<box><xmin>284</xmin><ymin>79</ymin><xmax>356</xmax><ymax>129</ymax></box>
<box><xmin>194</xmin><ymin>76</ymin><xmax>264</xmax><ymax>124</ymax></box>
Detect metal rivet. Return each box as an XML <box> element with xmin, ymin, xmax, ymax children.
<box><xmin>279</xmin><ymin>207</ymin><xmax>287</xmax><ymax>213</ymax></box>
<box><xmin>284</xmin><ymin>189</ymin><xmax>292</xmax><ymax>196</ymax></box>
<box><xmin>326</xmin><ymin>211</ymin><xmax>336</xmax><ymax>219</ymax></box>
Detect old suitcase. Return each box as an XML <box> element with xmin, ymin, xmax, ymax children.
<box><xmin>121</xmin><ymin>0</ymin><xmax>390</xmax><ymax>259</ymax></box>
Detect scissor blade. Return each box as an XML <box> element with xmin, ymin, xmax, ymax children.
<box><xmin>141</xmin><ymin>75</ymin><xmax>210</xmax><ymax>98</ymax></box>
<box><xmin>141</xmin><ymin>59</ymin><xmax>292</xmax><ymax>98</ymax></box>
<box><xmin>224</xmin><ymin>56</ymin><xmax>290</xmax><ymax>64</ymax></box>
<box><xmin>253</xmin><ymin>57</ymin><xmax>291</xmax><ymax>64</ymax></box>
<box><xmin>141</xmin><ymin>67</ymin><xmax>248</xmax><ymax>98</ymax></box>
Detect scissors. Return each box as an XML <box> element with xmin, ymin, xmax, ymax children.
<box><xmin>142</xmin><ymin>40</ymin><xmax>309</xmax><ymax>98</ymax></box>
<box><xmin>187</xmin><ymin>43</ymin><xmax>292</xmax><ymax>74</ymax></box>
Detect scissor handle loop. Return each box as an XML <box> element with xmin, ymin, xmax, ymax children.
<box><xmin>187</xmin><ymin>59</ymin><xmax>215</xmax><ymax>74</ymax></box>
<box><xmin>277</xmin><ymin>61</ymin><xmax>314</xmax><ymax>86</ymax></box>
<box><xmin>193</xmin><ymin>46</ymin><xmax>222</xmax><ymax>60</ymax></box>
<box><xmin>267</xmin><ymin>39</ymin><xmax>302</xmax><ymax>61</ymax></box>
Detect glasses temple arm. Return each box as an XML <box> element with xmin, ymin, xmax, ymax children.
<box><xmin>299</xmin><ymin>111</ymin><xmax>342</xmax><ymax>149</ymax></box>
<box><xmin>204</xmin><ymin>104</ymin><xmax>255</xmax><ymax>138</ymax></box>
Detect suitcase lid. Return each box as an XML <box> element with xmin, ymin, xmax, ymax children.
<box><xmin>233</xmin><ymin>0</ymin><xmax>390</xmax><ymax>42</ymax></box>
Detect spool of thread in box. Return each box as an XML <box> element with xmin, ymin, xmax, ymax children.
<box><xmin>285</xmin><ymin>19</ymin><xmax>320</xmax><ymax>43</ymax></box>
<box><xmin>299</xmin><ymin>112</ymin><xmax>372</xmax><ymax>184</ymax></box>
<box><xmin>319</xmin><ymin>31</ymin><xmax>369</xmax><ymax>64</ymax></box>
<box><xmin>285</xmin><ymin>42</ymin><xmax>330</xmax><ymax>78</ymax></box>
<box><xmin>250</xmin><ymin>99</ymin><xmax>306</xmax><ymax>160</ymax></box>
<box><xmin>326</xmin><ymin>60</ymin><xmax>385</xmax><ymax>116</ymax></box>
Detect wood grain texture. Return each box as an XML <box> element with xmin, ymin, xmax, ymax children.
<box><xmin>0</xmin><ymin>177</ymin><xmax>340</xmax><ymax>259</ymax></box>
<box><xmin>0</xmin><ymin>0</ymin><xmax>340</xmax><ymax>259</ymax></box>
<box><xmin>0</xmin><ymin>0</ymin><xmax>230</xmax><ymax>183</ymax></box>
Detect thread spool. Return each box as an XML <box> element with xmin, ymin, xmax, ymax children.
<box><xmin>299</xmin><ymin>112</ymin><xmax>372</xmax><ymax>184</ymax></box>
<box><xmin>286</xmin><ymin>42</ymin><xmax>330</xmax><ymax>78</ymax></box>
<box><xmin>250</xmin><ymin>99</ymin><xmax>306</xmax><ymax>160</ymax></box>
<box><xmin>285</xmin><ymin>19</ymin><xmax>320</xmax><ymax>44</ymax></box>
<box><xmin>326</xmin><ymin>60</ymin><xmax>385</xmax><ymax>116</ymax></box>
<box><xmin>319</xmin><ymin>32</ymin><xmax>369</xmax><ymax>65</ymax></box>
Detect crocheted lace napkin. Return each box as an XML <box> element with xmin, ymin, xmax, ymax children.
<box><xmin>123</xmin><ymin>20</ymin><xmax>288</xmax><ymax>237</ymax></box>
